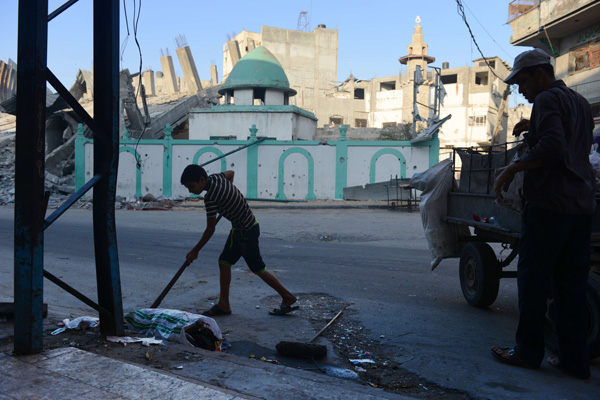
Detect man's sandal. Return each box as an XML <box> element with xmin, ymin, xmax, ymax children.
<box><xmin>269</xmin><ymin>303</ymin><xmax>299</xmax><ymax>316</ymax></box>
<box><xmin>202</xmin><ymin>304</ymin><xmax>232</xmax><ymax>317</ymax></box>
<box><xmin>491</xmin><ymin>346</ymin><xmax>537</xmax><ymax>369</ymax></box>
<box><xmin>547</xmin><ymin>357</ymin><xmax>590</xmax><ymax>379</ymax></box>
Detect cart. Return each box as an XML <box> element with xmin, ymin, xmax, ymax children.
<box><xmin>444</xmin><ymin>142</ymin><xmax>600</xmax><ymax>358</ymax></box>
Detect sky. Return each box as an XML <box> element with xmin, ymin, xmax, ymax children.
<box><xmin>0</xmin><ymin>0</ymin><xmax>530</xmax><ymax>107</ymax></box>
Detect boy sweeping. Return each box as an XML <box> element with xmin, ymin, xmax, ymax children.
<box><xmin>180</xmin><ymin>164</ymin><xmax>298</xmax><ymax>317</ymax></box>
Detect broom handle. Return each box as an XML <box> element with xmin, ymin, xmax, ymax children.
<box><xmin>150</xmin><ymin>214</ymin><xmax>222</xmax><ymax>308</ymax></box>
<box><xmin>310</xmin><ymin>308</ymin><xmax>344</xmax><ymax>343</ymax></box>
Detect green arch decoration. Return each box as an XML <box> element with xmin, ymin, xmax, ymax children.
<box><xmin>276</xmin><ymin>147</ymin><xmax>317</xmax><ymax>200</ymax></box>
<box><xmin>119</xmin><ymin>147</ymin><xmax>142</xmax><ymax>197</ymax></box>
<box><xmin>369</xmin><ymin>148</ymin><xmax>407</xmax><ymax>184</ymax></box>
<box><xmin>193</xmin><ymin>147</ymin><xmax>227</xmax><ymax>172</ymax></box>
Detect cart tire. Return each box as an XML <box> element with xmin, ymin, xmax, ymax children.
<box><xmin>544</xmin><ymin>272</ymin><xmax>600</xmax><ymax>359</ymax></box>
<box><xmin>459</xmin><ymin>243</ymin><xmax>500</xmax><ymax>308</ymax></box>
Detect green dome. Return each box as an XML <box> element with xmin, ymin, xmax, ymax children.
<box><xmin>219</xmin><ymin>47</ymin><xmax>297</xmax><ymax>96</ymax></box>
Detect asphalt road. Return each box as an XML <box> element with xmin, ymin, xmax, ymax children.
<box><xmin>1</xmin><ymin>206</ymin><xmax>599</xmax><ymax>399</ymax></box>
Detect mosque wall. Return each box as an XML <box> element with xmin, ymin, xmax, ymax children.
<box><xmin>75</xmin><ymin>126</ymin><xmax>439</xmax><ymax>201</ymax></box>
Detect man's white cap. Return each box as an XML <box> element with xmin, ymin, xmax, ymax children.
<box><xmin>504</xmin><ymin>48</ymin><xmax>551</xmax><ymax>84</ymax></box>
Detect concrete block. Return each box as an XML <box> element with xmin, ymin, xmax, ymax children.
<box><xmin>142</xmin><ymin>70</ymin><xmax>156</xmax><ymax>97</ymax></box>
<box><xmin>227</xmin><ymin>40</ymin><xmax>241</xmax><ymax>66</ymax></box>
<box><xmin>160</xmin><ymin>55</ymin><xmax>179</xmax><ymax>93</ymax></box>
<box><xmin>176</xmin><ymin>46</ymin><xmax>202</xmax><ymax>93</ymax></box>
<box><xmin>210</xmin><ymin>64</ymin><xmax>218</xmax><ymax>85</ymax></box>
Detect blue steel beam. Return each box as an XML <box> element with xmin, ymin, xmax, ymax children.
<box><xmin>14</xmin><ymin>0</ymin><xmax>48</xmax><ymax>354</ymax></box>
<box><xmin>48</xmin><ymin>0</ymin><xmax>80</xmax><ymax>22</ymax></box>
<box><xmin>46</xmin><ymin>68</ymin><xmax>110</xmax><ymax>148</ymax></box>
<box><xmin>93</xmin><ymin>0</ymin><xmax>124</xmax><ymax>335</ymax></box>
<box><xmin>44</xmin><ymin>173</ymin><xmax>104</xmax><ymax>230</ymax></box>
<box><xmin>199</xmin><ymin>137</ymin><xmax>267</xmax><ymax>167</ymax></box>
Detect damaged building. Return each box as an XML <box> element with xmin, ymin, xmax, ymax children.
<box><xmin>0</xmin><ymin>38</ymin><xmax>222</xmax><ymax>206</ymax></box>
<box><xmin>222</xmin><ymin>20</ymin><xmax>513</xmax><ymax>150</ymax></box>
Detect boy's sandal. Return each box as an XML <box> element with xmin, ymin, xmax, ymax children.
<box><xmin>202</xmin><ymin>304</ymin><xmax>232</xmax><ymax>317</ymax></box>
<box><xmin>269</xmin><ymin>304</ymin><xmax>299</xmax><ymax>316</ymax></box>
<box><xmin>491</xmin><ymin>346</ymin><xmax>536</xmax><ymax>369</ymax></box>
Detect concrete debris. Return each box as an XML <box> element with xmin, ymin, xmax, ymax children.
<box><xmin>0</xmin><ymin>59</ymin><xmax>17</xmax><ymax>104</ymax></box>
<box><xmin>0</xmin><ymin>51</ymin><xmax>224</xmax><ymax>207</ymax></box>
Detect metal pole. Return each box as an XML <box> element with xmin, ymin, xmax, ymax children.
<box><xmin>93</xmin><ymin>0</ymin><xmax>124</xmax><ymax>335</ymax></box>
<box><xmin>14</xmin><ymin>0</ymin><xmax>48</xmax><ymax>354</ymax></box>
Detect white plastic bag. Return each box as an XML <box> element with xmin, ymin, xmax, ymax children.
<box><xmin>124</xmin><ymin>308</ymin><xmax>222</xmax><ymax>350</ymax></box>
<box><xmin>50</xmin><ymin>316</ymin><xmax>99</xmax><ymax>335</ymax></box>
<box><xmin>411</xmin><ymin>159</ymin><xmax>466</xmax><ymax>270</ymax></box>
<box><xmin>495</xmin><ymin>144</ymin><xmax>526</xmax><ymax>212</ymax></box>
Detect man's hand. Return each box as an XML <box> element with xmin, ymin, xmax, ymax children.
<box><xmin>494</xmin><ymin>166</ymin><xmax>515</xmax><ymax>201</ymax></box>
<box><xmin>512</xmin><ymin>119</ymin><xmax>529</xmax><ymax>137</ymax></box>
<box><xmin>186</xmin><ymin>248</ymin><xmax>199</xmax><ymax>264</ymax></box>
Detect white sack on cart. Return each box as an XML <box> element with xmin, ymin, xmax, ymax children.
<box><xmin>411</xmin><ymin>159</ymin><xmax>467</xmax><ymax>270</ymax></box>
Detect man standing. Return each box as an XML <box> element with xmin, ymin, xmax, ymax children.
<box><xmin>493</xmin><ymin>49</ymin><xmax>595</xmax><ymax>379</ymax></box>
<box><xmin>181</xmin><ymin>164</ymin><xmax>298</xmax><ymax>317</ymax></box>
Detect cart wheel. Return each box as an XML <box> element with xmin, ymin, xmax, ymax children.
<box><xmin>459</xmin><ymin>243</ymin><xmax>500</xmax><ymax>308</ymax></box>
<box><xmin>544</xmin><ymin>272</ymin><xmax>600</xmax><ymax>359</ymax></box>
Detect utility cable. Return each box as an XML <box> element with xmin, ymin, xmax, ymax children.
<box><xmin>455</xmin><ymin>0</ymin><xmax>502</xmax><ymax>81</ymax></box>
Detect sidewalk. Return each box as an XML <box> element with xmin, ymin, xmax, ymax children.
<box><xmin>0</xmin><ymin>347</ymin><xmax>251</xmax><ymax>400</ymax></box>
<box><xmin>0</xmin><ymin>344</ymin><xmax>415</xmax><ymax>400</ymax></box>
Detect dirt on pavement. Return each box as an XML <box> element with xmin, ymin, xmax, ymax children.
<box><xmin>1</xmin><ymin>293</ymin><xmax>479</xmax><ymax>400</ymax></box>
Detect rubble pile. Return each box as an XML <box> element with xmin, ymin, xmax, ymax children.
<box><xmin>0</xmin><ymin>52</ymin><xmax>222</xmax><ymax>208</ymax></box>
<box><xmin>0</xmin><ymin>120</ymin><xmax>15</xmax><ymax>205</ymax></box>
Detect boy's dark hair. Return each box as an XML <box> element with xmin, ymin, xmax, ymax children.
<box><xmin>519</xmin><ymin>63</ymin><xmax>555</xmax><ymax>80</ymax></box>
<box><xmin>181</xmin><ymin>164</ymin><xmax>208</xmax><ymax>184</ymax></box>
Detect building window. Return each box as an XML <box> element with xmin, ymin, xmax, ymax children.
<box><xmin>355</xmin><ymin>118</ymin><xmax>367</xmax><ymax>127</ymax></box>
<box><xmin>382</xmin><ymin>122</ymin><xmax>397</xmax><ymax>128</ymax></box>
<box><xmin>380</xmin><ymin>81</ymin><xmax>396</xmax><ymax>91</ymax></box>
<box><xmin>475</xmin><ymin>72</ymin><xmax>488</xmax><ymax>86</ymax></box>
<box><xmin>330</xmin><ymin>117</ymin><xmax>343</xmax><ymax>125</ymax></box>
<box><xmin>468</xmin><ymin>116</ymin><xmax>487</xmax><ymax>126</ymax></box>
<box><xmin>354</xmin><ymin>88</ymin><xmax>365</xmax><ymax>99</ymax></box>
<box><xmin>441</xmin><ymin>74</ymin><xmax>457</xmax><ymax>84</ymax></box>
<box><xmin>478</xmin><ymin>60</ymin><xmax>495</xmax><ymax>68</ymax></box>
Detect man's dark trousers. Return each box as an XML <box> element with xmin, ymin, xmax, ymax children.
<box><xmin>516</xmin><ymin>203</ymin><xmax>591</xmax><ymax>375</ymax></box>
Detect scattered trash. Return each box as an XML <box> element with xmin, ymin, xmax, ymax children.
<box><xmin>319</xmin><ymin>365</ymin><xmax>359</xmax><ymax>380</ymax></box>
<box><xmin>124</xmin><ymin>308</ymin><xmax>222</xmax><ymax>350</ymax></box>
<box><xmin>174</xmin><ymin>365</ymin><xmax>183</xmax><ymax>370</ymax></box>
<box><xmin>51</xmin><ymin>316</ymin><xmax>99</xmax><ymax>335</ymax></box>
<box><xmin>355</xmin><ymin>366</ymin><xmax>367</xmax><ymax>372</ymax></box>
<box><xmin>260</xmin><ymin>357</ymin><xmax>281</xmax><ymax>365</ymax></box>
<box><xmin>350</xmin><ymin>358</ymin><xmax>375</xmax><ymax>365</ymax></box>
<box><xmin>255</xmin><ymin>305</ymin><xmax>260</xmax><ymax>309</ymax></box>
<box><xmin>220</xmin><ymin>339</ymin><xmax>232</xmax><ymax>350</ymax></box>
<box><xmin>145</xmin><ymin>351</ymin><xmax>153</xmax><ymax>361</ymax></box>
<box><xmin>379</xmin><ymin>335</ymin><xmax>385</xmax><ymax>339</ymax></box>
<box><xmin>248</xmin><ymin>354</ymin><xmax>281</xmax><ymax>365</ymax></box>
<box><xmin>106</xmin><ymin>336</ymin><xmax>163</xmax><ymax>346</ymax></box>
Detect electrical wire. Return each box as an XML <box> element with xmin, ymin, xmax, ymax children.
<box><xmin>461</xmin><ymin>0</ymin><xmax>514</xmax><ymax>61</ymax></box>
<box><xmin>128</xmin><ymin>0</ymin><xmax>146</xmax><ymax>169</ymax></box>
<box><xmin>455</xmin><ymin>0</ymin><xmax>502</xmax><ymax>81</ymax></box>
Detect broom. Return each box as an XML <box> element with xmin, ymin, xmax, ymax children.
<box><xmin>275</xmin><ymin>308</ymin><xmax>344</xmax><ymax>360</ymax></box>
